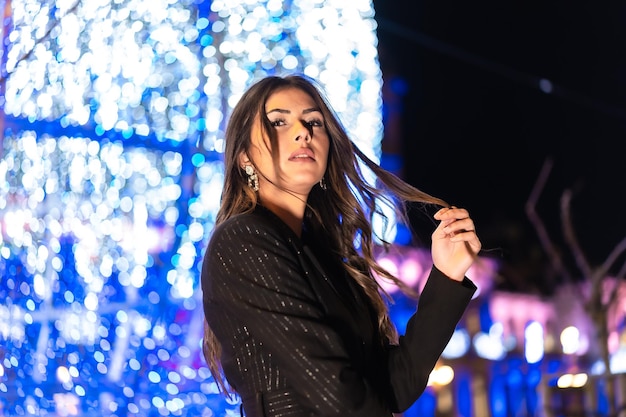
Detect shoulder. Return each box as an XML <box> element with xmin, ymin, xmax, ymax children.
<box><xmin>209</xmin><ymin>206</ymin><xmax>297</xmax><ymax>248</ymax></box>
<box><xmin>201</xmin><ymin>207</ymin><xmax>307</xmax><ymax>295</ymax></box>
<box><xmin>205</xmin><ymin>206</ymin><xmax>303</xmax><ymax>266</ymax></box>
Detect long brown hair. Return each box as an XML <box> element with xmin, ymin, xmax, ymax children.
<box><xmin>202</xmin><ymin>74</ymin><xmax>448</xmax><ymax>394</ymax></box>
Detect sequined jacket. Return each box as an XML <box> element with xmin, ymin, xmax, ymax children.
<box><xmin>201</xmin><ymin>205</ymin><xmax>476</xmax><ymax>417</ymax></box>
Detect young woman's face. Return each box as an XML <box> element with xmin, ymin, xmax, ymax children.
<box><xmin>244</xmin><ymin>87</ymin><xmax>330</xmax><ymax>199</ymax></box>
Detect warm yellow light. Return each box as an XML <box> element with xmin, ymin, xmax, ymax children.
<box><xmin>428</xmin><ymin>365</ymin><xmax>455</xmax><ymax>386</ymax></box>
<box><xmin>557</xmin><ymin>372</ymin><xmax>588</xmax><ymax>388</ymax></box>
<box><xmin>571</xmin><ymin>373</ymin><xmax>588</xmax><ymax>388</ymax></box>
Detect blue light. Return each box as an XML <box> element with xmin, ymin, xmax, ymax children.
<box><xmin>191</xmin><ymin>153</ymin><xmax>205</xmax><ymax>167</ymax></box>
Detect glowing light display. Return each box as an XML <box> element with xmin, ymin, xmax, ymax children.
<box><xmin>0</xmin><ymin>0</ymin><xmax>383</xmax><ymax>415</ymax></box>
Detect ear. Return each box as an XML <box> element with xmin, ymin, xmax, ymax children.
<box><xmin>238</xmin><ymin>151</ymin><xmax>250</xmax><ymax>168</ymax></box>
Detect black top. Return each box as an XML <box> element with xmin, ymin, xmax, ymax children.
<box><xmin>202</xmin><ymin>205</ymin><xmax>476</xmax><ymax>417</ymax></box>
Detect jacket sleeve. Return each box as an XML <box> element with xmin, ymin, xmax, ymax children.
<box><xmin>202</xmin><ymin>215</ymin><xmax>391</xmax><ymax>416</ymax></box>
<box><xmin>386</xmin><ymin>267</ymin><xmax>477</xmax><ymax>412</ymax></box>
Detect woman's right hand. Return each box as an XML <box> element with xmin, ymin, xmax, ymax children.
<box><xmin>430</xmin><ymin>206</ymin><xmax>481</xmax><ymax>281</ymax></box>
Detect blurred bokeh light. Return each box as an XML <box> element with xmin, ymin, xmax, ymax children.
<box><xmin>0</xmin><ymin>0</ymin><xmax>383</xmax><ymax>415</ymax></box>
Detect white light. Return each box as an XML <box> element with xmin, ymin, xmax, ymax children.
<box><xmin>524</xmin><ymin>321</ymin><xmax>544</xmax><ymax>364</ymax></box>
<box><xmin>442</xmin><ymin>329</ymin><xmax>470</xmax><ymax>359</ymax></box>
<box><xmin>610</xmin><ymin>347</ymin><xmax>626</xmax><ymax>373</ymax></box>
<box><xmin>84</xmin><ymin>292</ymin><xmax>99</xmax><ymax>311</ymax></box>
<box><xmin>56</xmin><ymin>366</ymin><xmax>72</xmax><ymax>384</ymax></box>
<box><xmin>474</xmin><ymin>325</ymin><xmax>507</xmax><ymax>361</ymax></box>
<box><xmin>561</xmin><ymin>326</ymin><xmax>580</xmax><ymax>355</ymax></box>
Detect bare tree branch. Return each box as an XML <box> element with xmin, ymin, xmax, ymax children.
<box><xmin>561</xmin><ymin>189</ymin><xmax>592</xmax><ymax>278</ymax></box>
<box><xmin>602</xmin><ymin>238</ymin><xmax>626</xmax><ymax>308</ymax></box>
<box><xmin>596</xmin><ymin>236</ymin><xmax>626</xmax><ymax>286</ymax></box>
<box><xmin>525</xmin><ymin>157</ymin><xmax>574</xmax><ymax>283</ymax></box>
<box><xmin>530</xmin><ymin>159</ymin><xmax>626</xmax><ymax>416</ymax></box>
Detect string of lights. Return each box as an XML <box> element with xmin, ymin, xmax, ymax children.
<box><xmin>0</xmin><ymin>1</ymin><xmax>386</xmax><ymax>415</ymax></box>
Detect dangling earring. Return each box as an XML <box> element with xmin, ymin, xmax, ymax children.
<box><xmin>244</xmin><ymin>165</ymin><xmax>259</xmax><ymax>191</ymax></box>
<box><xmin>319</xmin><ymin>176</ymin><xmax>327</xmax><ymax>190</ymax></box>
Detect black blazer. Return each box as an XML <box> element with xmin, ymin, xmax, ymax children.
<box><xmin>202</xmin><ymin>205</ymin><xmax>476</xmax><ymax>417</ymax></box>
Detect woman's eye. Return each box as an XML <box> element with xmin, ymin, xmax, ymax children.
<box><xmin>270</xmin><ymin>119</ymin><xmax>285</xmax><ymax>127</ymax></box>
<box><xmin>269</xmin><ymin>118</ymin><xmax>323</xmax><ymax>128</ymax></box>
<box><xmin>305</xmin><ymin>119</ymin><xmax>323</xmax><ymax>127</ymax></box>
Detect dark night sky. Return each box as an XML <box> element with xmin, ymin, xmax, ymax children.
<box><xmin>372</xmin><ymin>0</ymin><xmax>626</xmax><ymax>293</ymax></box>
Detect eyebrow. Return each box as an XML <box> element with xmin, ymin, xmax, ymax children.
<box><xmin>266</xmin><ymin>107</ymin><xmax>321</xmax><ymax>115</ymax></box>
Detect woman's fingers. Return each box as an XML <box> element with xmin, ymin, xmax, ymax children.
<box><xmin>433</xmin><ymin>206</ymin><xmax>482</xmax><ymax>252</ymax></box>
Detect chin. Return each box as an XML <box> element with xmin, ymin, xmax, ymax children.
<box><xmin>285</xmin><ymin>182</ymin><xmax>317</xmax><ymax>196</ymax></box>
<box><xmin>289</xmin><ymin>176</ymin><xmax>319</xmax><ymax>188</ymax></box>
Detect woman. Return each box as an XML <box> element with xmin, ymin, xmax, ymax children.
<box><xmin>201</xmin><ymin>74</ymin><xmax>480</xmax><ymax>416</ymax></box>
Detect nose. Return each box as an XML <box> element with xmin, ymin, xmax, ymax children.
<box><xmin>294</xmin><ymin>120</ymin><xmax>313</xmax><ymax>142</ymax></box>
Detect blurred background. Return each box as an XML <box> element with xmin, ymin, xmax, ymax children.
<box><xmin>374</xmin><ymin>0</ymin><xmax>626</xmax><ymax>293</ymax></box>
<box><xmin>0</xmin><ymin>1</ymin><xmax>625</xmax><ymax>416</ymax></box>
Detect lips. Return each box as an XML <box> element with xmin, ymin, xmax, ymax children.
<box><xmin>289</xmin><ymin>148</ymin><xmax>315</xmax><ymax>160</ymax></box>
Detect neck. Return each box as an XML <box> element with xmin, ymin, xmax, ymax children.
<box><xmin>259</xmin><ymin>190</ymin><xmax>307</xmax><ymax>237</ymax></box>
